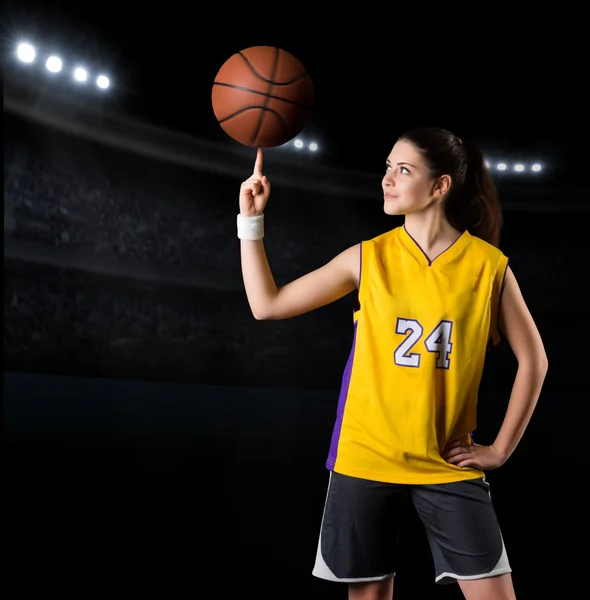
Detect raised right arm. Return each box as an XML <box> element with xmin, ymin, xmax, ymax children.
<box><xmin>238</xmin><ymin>148</ymin><xmax>360</xmax><ymax>320</ymax></box>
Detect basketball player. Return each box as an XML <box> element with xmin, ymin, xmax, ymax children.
<box><xmin>237</xmin><ymin>127</ymin><xmax>547</xmax><ymax>600</ymax></box>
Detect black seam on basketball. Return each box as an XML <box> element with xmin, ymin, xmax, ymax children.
<box><xmin>212</xmin><ymin>82</ymin><xmax>312</xmax><ymax>110</ymax></box>
<box><xmin>251</xmin><ymin>48</ymin><xmax>279</xmax><ymax>146</ymax></box>
<box><xmin>218</xmin><ymin>106</ymin><xmax>290</xmax><ymax>139</ymax></box>
<box><xmin>237</xmin><ymin>50</ymin><xmax>308</xmax><ymax>85</ymax></box>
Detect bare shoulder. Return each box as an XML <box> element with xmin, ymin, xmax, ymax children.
<box><xmin>500</xmin><ymin>267</ymin><xmax>527</xmax><ymax>314</ymax></box>
<box><xmin>502</xmin><ymin>266</ymin><xmax>522</xmax><ymax>299</ymax></box>
<box><xmin>331</xmin><ymin>242</ymin><xmax>362</xmax><ymax>288</ymax></box>
<box><xmin>499</xmin><ymin>266</ymin><xmax>548</xmax><ymax>365</ymax></box>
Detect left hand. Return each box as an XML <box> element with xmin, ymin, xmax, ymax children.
<box><xmin>442</xmin><ymin>440</ymin><xmax>506</xmax><ymax>470</ymax></box>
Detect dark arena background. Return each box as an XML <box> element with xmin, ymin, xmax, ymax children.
<box><xmin>3</xmin><ymin>8</ymin><xmax>588</xmax><ymax>600</ymax></box>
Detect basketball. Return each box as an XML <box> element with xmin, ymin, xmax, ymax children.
<box><xmin>212</xmin><ymin>46</ymin><xmax>314</xmax><ymax>148</ymax></box>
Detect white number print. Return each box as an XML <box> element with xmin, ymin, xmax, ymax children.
<box><xmin>394</xmin><ymin>318</ymin><xmax>454</xmax><ymax>370</ymax></box>
<box><xmin>394</xmin><ymin>319</ymin><xmax>424</xmax><ymax>367</ymax></box>
<box><xmin>424</xmin><ymin>320</ymin><xmax>453</xmax><ymax>369</ymax></box>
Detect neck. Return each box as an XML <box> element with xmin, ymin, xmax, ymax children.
<box><xmin>403</xmin><ymin>211</ymin><xmax>462</xmax><ymax>253</ymax></box>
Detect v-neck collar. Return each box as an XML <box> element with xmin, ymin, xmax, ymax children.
<box><xmin>399</xmin><ymin>225</ymin><xmax>472</xmax><ymax>268</ymax></box>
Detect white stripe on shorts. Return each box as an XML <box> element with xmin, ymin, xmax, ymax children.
<box><xmin>434</xmin><ymin>533</ymin><xmax>512</xmax><ymax>584</ymax></box>
<box><xmin>311</xmin><ymin>472</ymin><xmax>395</xmax><ymax>583</ymax></box>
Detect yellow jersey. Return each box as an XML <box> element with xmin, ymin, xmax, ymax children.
<box><xmin>326</xmin><ymin>225</ymin><xmax>509</xmax><ymax>484</ymax></box>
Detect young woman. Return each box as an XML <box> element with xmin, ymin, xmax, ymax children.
<box><xmin>237</xmin><ymin>127</ymin><xmax>547</xmax><ymax>600</ymax></box>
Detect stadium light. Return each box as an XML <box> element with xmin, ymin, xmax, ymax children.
<box><xmin>46</xmin><ymin>56</ymin><xmax>62</xmax><ymax>73</ymax></box>
<box><xmin>17</xmin><ymin>42</ymin><xmax>36</xmax><ymax>63</ymax></box>
<box><xmin>74</xmin><ymin>67</ymin><xmax>88</xmax><ymax>82</ymax></box>
<box><xmin>13</xmin><ymin>40</ymin><xmax>111</xmax><ymax>93</ymax></box>
<box><xmin>96</xmin><ymin>75</ymin><xmax>110</xmax><ymax>89</ymax></box>
<box><xmin>485</xmin><ymin>160</ymin><xmax>545</xmax><ymax>175</ymax></box>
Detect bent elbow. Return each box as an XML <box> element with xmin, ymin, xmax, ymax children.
<box><xmin>535</xmin><ymin>345</ymin><xmax>549</xmax><ymax>373</ymax></box>
<box><xmin>520</xmin><ymin>352</ymin><xmax>548</xmax><ymax>376</ymax></box>
<box><xmin>251</xmin><ymin>305</ymin><xmax>273</xmax><ymax>320</ymax></box>
<box><xmin>540</xmin><ymin>354</ymin><xmax>549</xmax><ymax>374</ymax></box>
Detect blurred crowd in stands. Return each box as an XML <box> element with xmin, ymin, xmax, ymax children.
<box><xmin>4</xmin><ymin>111</ymin><xmax>582</xmax><ymax>389</ymax></box>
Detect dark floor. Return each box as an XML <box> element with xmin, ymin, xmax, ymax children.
<box><xmin>3</xmin><ymin>372</ymin><xmax>582</xmax><ymax>599</ymax></box>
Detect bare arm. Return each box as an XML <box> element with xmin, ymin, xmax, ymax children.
<box><xmin>238</xmin><ymin>148</ymin><xmax>359</xmax><ymax>320</ymax></box>
<box><xmin>241</xmin><ymin>240</ymin><xmax>360</xmax><ymax>320</ymax></box>
<box><xmin>492</xmin><ymin>266</ymin><xmax>548</xmax><ymax>461</ymax></box>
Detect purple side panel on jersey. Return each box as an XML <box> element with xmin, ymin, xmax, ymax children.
<box><xmin>326</xmin><ymin>321</ymin><xmax>358</xmax><ymax>470</ymax></box>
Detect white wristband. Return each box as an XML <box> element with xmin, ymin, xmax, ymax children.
<box><xmin>237</xmin><ymin>213</ymin><xmax>264</xmax><ymax>240</ymax></box>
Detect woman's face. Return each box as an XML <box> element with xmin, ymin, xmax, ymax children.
<box><xmin>382</xmin><ymin>139</ymin><xmax>447</xmax><ymax>216</ymax></box>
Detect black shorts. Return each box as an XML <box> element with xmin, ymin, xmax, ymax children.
<box><xmin>312</xmin><ymin>471</ymin><xmax>511</xmax><ymax>585</ymax></box>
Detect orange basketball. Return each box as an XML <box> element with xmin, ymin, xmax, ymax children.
<box><xmin>212</xmin><ymin>46</ymin><xmax>314</xmax><ymax>147</ymax></box>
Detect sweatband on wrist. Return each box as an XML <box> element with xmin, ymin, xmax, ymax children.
<box><xmin>237</xmin><ymin>213</ymin><xmax>264</xmax><ymax>240</ymax></box>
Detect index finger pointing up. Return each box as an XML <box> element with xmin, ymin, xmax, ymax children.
<box><xmin>253</xmin><ymin>148</ymin><xmax>263</xmax><ymax>176</ymax></box>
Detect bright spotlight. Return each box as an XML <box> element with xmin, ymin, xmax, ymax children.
<box><xmin>17</xmin><ymin>42</ymin><xmax>36</xmax><ymax>63</ymax></box>
<box><xmin>496</xmin><ymin>163</ymin><xmax>507</xmax><ymax>171</ymax></box>
<box><xmin>46</xmin><ymin>56</ymin><xmax>62</xmax><ymax>73</ymax></box>
<box><xmin>96</xmin><ymin>75</ymin><xmax>110</xmax><ymax>89</ymax></box>
<box><xmin>293</xmin><ymin>139</ymin><xmax>304</xmax><ymax>149</ymax></box>
<box><xmin>514</xmin><ymin>164</ymin><xmax>525</xmax><ymax>172</ymax></box>
<box><xmin>309</xmin><ymin>142</ymin><xmax>318</xmax><ymax>151</ymax></box>
<box><xmin>532</xmin><ymin>163</ymin><xmax>542</xmax><ymax>172</ymax></box>
<box><xmin>74</xmin><ymin>67</ymin><xmax>88</xmax><ymax>82</ymax></box>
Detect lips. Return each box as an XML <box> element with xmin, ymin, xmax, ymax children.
<box><xmin>384</xmin><ymin>194</ymin><xmax>398</xmax><ymax>199</ymax></box>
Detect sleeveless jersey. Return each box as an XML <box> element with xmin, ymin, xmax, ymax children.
<box><xmin>326</xmin><ymin>225</ymin><xmax>509</xmax><ymax>484</ymax></box>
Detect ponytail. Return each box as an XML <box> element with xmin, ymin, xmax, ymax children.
<box><xmin>444</xmin><ymin>142</ymin><xmax>503</xmax><ymax>248</ymax></box>
<box><xmin>399</xmin><ymin>127</ymin><xmax>504</xmax><ymax>248</ymax></box>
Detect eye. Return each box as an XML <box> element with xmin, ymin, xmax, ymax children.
<box><xmin>384</xmin><ymin>164</ymin><xmax>411</xmax><ymax>174</ymax></box>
